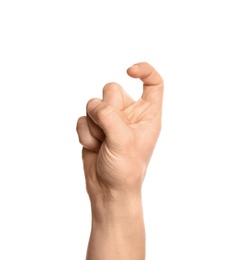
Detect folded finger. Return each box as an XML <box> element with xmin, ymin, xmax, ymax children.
<box><xmin>102</xmin><ymin>82</ymin><xmax>134</xmax><ymax>110</ymax></box>
<box><xmin>86</xmin><ymin>113</ymin><xmax>105</xmax><ymax>142</ymax></box>
<box><xmin>76</xmin><ymin>116</ymin><xmax>101</xmax><ymax>152</ymax></box>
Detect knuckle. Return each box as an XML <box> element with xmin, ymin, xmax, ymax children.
<box><xmin>96</xmin><ymin>104</ymin><xmax>115</xmax><ymax>120</ymax></box>
<box><xmin>86</xmin><ymin>98</ymin><xmax>101</xmax><ymax>112</ymax></box>
<box><xmin>86</xmin><ymin>98</ymin><xmax>95</xmax><ymax>110</ymax></box>
<box><xmin>103</xmin><ymin>82</ymin><xmax>121</xmax><ymax>93</ymax></box>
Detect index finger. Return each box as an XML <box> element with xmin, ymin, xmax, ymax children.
<box><xmin>127</xmin><ymin>62</ymin><xmax>164</xmax><ymax>101</ymax></box>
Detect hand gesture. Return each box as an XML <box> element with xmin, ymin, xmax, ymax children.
<box><xmin>76</xmin><ymin>62</ymin><xmax>164</xmax><ymax>202</ymax></box>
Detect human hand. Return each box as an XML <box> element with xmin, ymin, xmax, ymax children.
<box><xmin>76</xmin><ymin>62</ymin><xmax>164</xmax><ymax>203</ymax></box>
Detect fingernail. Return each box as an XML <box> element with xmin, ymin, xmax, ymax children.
<box><xmin>131</xmin><ymin>64</ymin><xmax>139</xmax><ymax>69</ymax></box>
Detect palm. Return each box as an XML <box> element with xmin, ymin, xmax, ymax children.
<box><xmin>125</xmin><ymin>98</ymin><xmax>160</xmax><ymax>124</ymax></box>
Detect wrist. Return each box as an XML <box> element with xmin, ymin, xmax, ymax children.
<box><xmin>90</xmin><ymin>192</ymin><xmax>144</xmax><ymax>225</ymax></box>
<box><xmin>87</xmin><ymin>194</ymin><xmax>146</xmax><ymax>260</ymax></box>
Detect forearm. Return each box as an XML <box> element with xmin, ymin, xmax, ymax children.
<box><xmin>86</xmin><ymin>194</ymin><xmax>146</xmax><ymax>260</ymax></box>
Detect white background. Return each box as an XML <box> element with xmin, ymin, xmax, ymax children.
<box><xmin>0</xmin><ymin>0</ymin><xmax>235</xmax><ymax>259</ymax></box>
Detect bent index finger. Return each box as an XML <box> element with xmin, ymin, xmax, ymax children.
<box><xmin>127</xmin><ymin>62</ymin><xmax>164</xmax><ymax>102</ymax></box>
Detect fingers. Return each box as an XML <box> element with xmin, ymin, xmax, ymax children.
<box><xmin>76</xmin><ymin>116</ymin><xmax>101</xmax><ymax>152</ymax></box>
<box><xmin>86</xmin><ymin>114</ymin><xmax>105</xmax><ymax>142</ymax></box>
<box><xmin>78</xmin><ymin>62</ymin><xmax>163</xmax><ymax>147</ymax></box>
<box><xmin>127</xmin><ymin>62</ymin><xmax>164</xmax><ymax>102</ymax></box>
<box><xmin>86</xmin><ymin>98</ymin><xmax>132</xmax><ymax>144</ymax></box>
<box><xmin>102</xmin><ymin>82</ymin><xmax>134</xmax><ymax>110</ymax></box>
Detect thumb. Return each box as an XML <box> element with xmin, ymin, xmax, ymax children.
<box><xmin>86</xmin><ymin>98</ymin><xmax>132</xmax><ymax>144</ymax></box>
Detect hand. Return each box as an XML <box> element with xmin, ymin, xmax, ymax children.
<box><xmin>76</xmin><ymin>62</ymin><xmax>164</xmax><ymax>203</ymax></box>
<box><xmin>76</xmin><ymin>62</ymin><xmax>164</xmax><ymax>260</ymax></box>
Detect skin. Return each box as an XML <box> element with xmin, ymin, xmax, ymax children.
<box><xmin>76</xmin><ymin>62</ymin><xmax>164</xmax><ymax>260</ymax></box>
